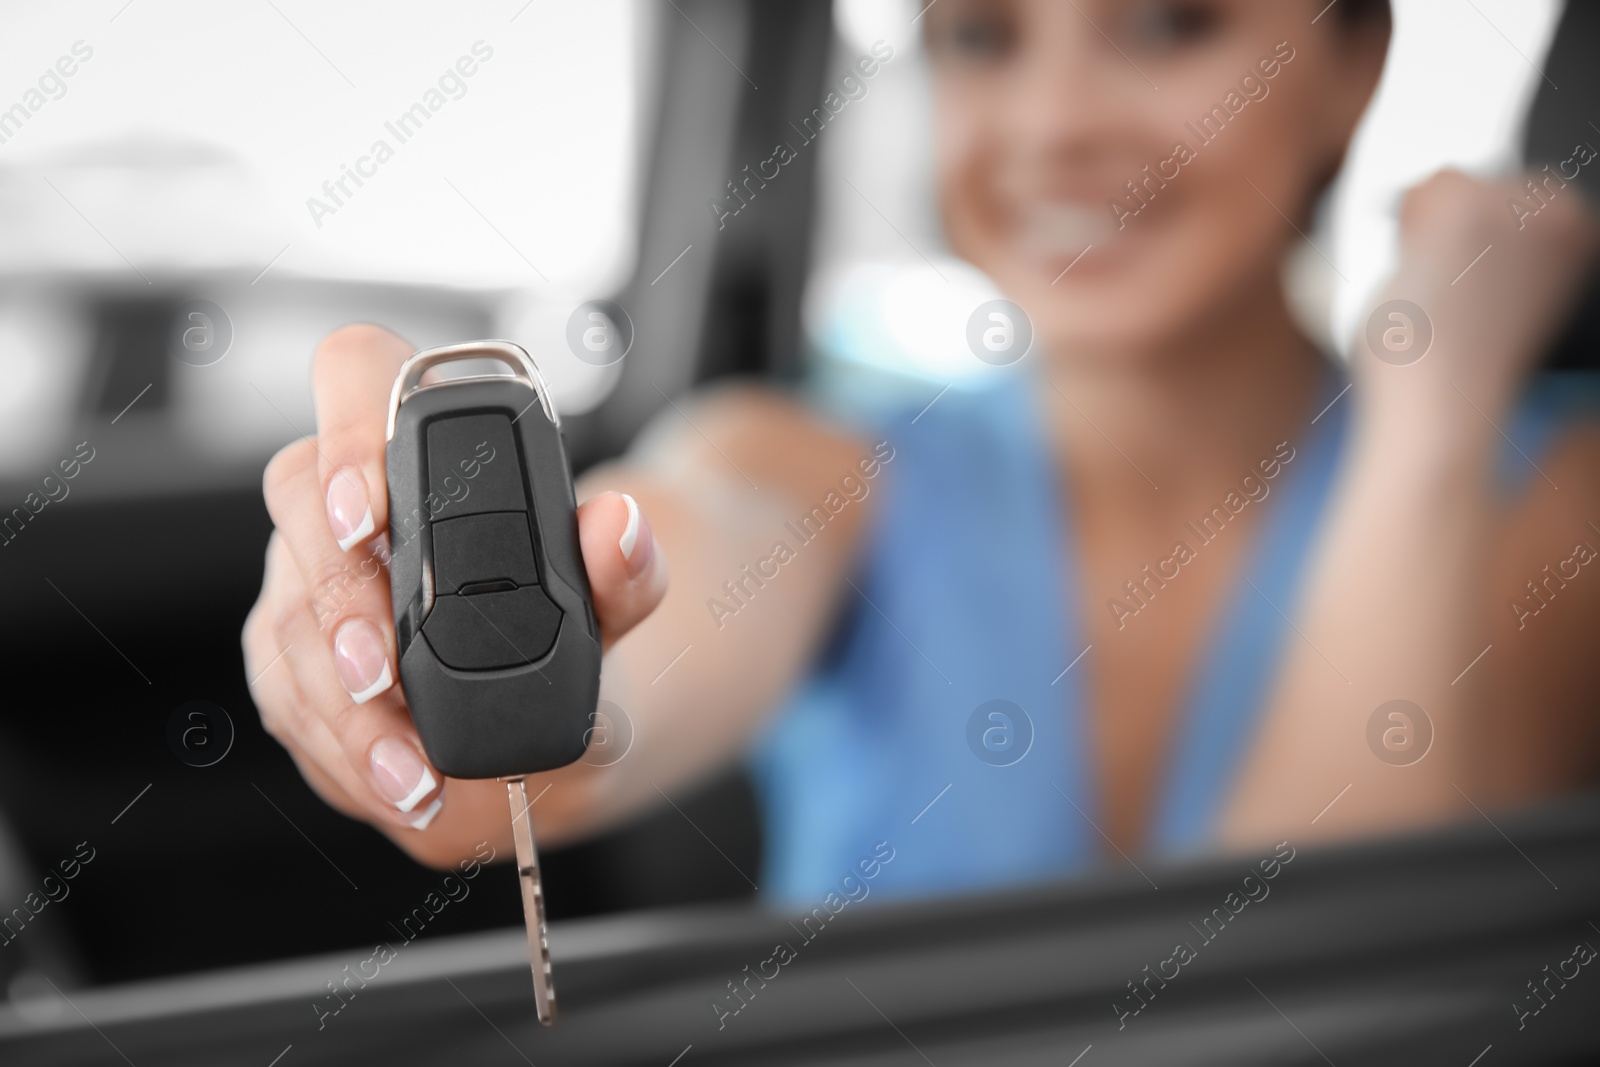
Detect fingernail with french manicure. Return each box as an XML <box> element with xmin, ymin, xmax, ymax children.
<box><xmin>333</xmin><ymin>619</ymin><xmax>393</xmax><ymax>704</ymax></box>
<box><xmin>327</xmin><ymin>467</ymin><xmax>374</xmax><ymax>552</ymax></box>
<box><xmin>369</xmin><ymin>737</ymin><xmax>440</xmax><ymax>827</ymax></box>
<box><xmin>618</xmin><ymin>493</ymin><xmax>653</xmax><ymax>578</ymax></box>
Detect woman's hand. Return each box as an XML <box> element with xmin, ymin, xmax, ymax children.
<box><xmin>1355</xmin><ymin>168</ymin><xmax>1598</xmax><ymax>430</ymax></box>
<box><xmin>241</xmin><ymin>325</ymin><xmax>669</xmax><ymax>867</ymax></box>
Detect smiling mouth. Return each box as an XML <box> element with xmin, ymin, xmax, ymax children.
<box><xmin>1016</xmin><ymin>202</ymin><xmax>1119</xmax><ymax>263</ymax></box>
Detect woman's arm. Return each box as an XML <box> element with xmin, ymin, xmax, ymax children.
<box><xmin>538</xmin><ymin>384</ymin><xmax>880</xmax><ymax>848</ymax></box>
<box><xmin>242</xmin><ymin>327</ymin><xmax>873</xmax><ymax>868</ymax></box>
<box><xmin>1221</xmin><ymin>170</ymin><xmax>1600</xmax><ymax>846</ymax></box>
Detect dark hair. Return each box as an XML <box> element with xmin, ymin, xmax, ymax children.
<box><xmin>1336</xmin><ymin>0</ymin><xmax>1392</xmax><ymax>30</ymax></box>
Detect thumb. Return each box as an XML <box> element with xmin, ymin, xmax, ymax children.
<box><xmin>578</xmin><ymin>491</ymin><xmax>668</xmax><ymax>651</ymax></box>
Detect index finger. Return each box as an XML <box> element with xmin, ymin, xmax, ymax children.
<box><xmin>311</xmin><ymin>324</ymin><xmax>414</xmax><ymax>552</ymax></box>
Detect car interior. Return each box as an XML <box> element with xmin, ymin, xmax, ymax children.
<box><xmin>1</xmin><ymin>1</ymin><xmax>1597</xmax><ymax>1063</ymax></box>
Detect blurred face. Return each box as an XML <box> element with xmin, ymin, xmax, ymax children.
<box><xmin>926</xmin><ymin>0</ymin><xmax>1386</xmax><ymax>360</ymax></box>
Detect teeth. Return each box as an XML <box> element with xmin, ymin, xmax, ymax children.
<box><xmin>1019</xmin><ymin>203</ymin><xmax>1115</xmax><ymax>257</ymax></box>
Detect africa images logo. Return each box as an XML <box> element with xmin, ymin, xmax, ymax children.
<box><xmin>304</xmin><ymin>41</ymin><xmax>495</xmax><ymax>228</ymax></box>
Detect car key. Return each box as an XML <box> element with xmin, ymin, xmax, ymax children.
<box><xmin>385</xmin><ymin>340</ymin><xmax>601</xmax><ymax>1025</ymax></box>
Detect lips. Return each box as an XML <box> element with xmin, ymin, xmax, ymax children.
<box><xmin>1016</xmin><ymin>201</ymin><xmax>1117</xmax><ymax>262</ymax></box>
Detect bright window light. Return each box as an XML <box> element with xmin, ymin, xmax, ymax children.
<box><xmin>0</xmin><ymin>1</ymin><xmax>647</xmax><ymax>293</ymax></box>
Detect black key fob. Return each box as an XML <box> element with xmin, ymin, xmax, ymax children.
<box><xmin>384</xmin><ymin>341</ymin><xmax>600</xmax><ymax>780</ymax></box>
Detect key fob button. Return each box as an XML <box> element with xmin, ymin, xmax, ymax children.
<box><xmin>427</xmin><ymin>413</ymin><xmax>526</xmax><ymax>515</ymax></box>
<box><xmin>432</xmin><ymin>512</ymin><xmax>540</xmax><ymax>595</ymax></box>
<box><xmin>422</xmin><ymin>586</ymin><xmax>563</xmax><ymax>670</ymax></box>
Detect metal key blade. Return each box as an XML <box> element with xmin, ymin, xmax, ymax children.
<box><xmin>505</xmin><ymin>776</ymin><xmax>557</xmax><ymax>1025</ymax></box>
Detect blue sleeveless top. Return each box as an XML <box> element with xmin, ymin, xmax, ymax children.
<box><xmin>749</xmin><ymin>367</ymin><xmax>1599</xmax><ymax>906</ymax></box>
